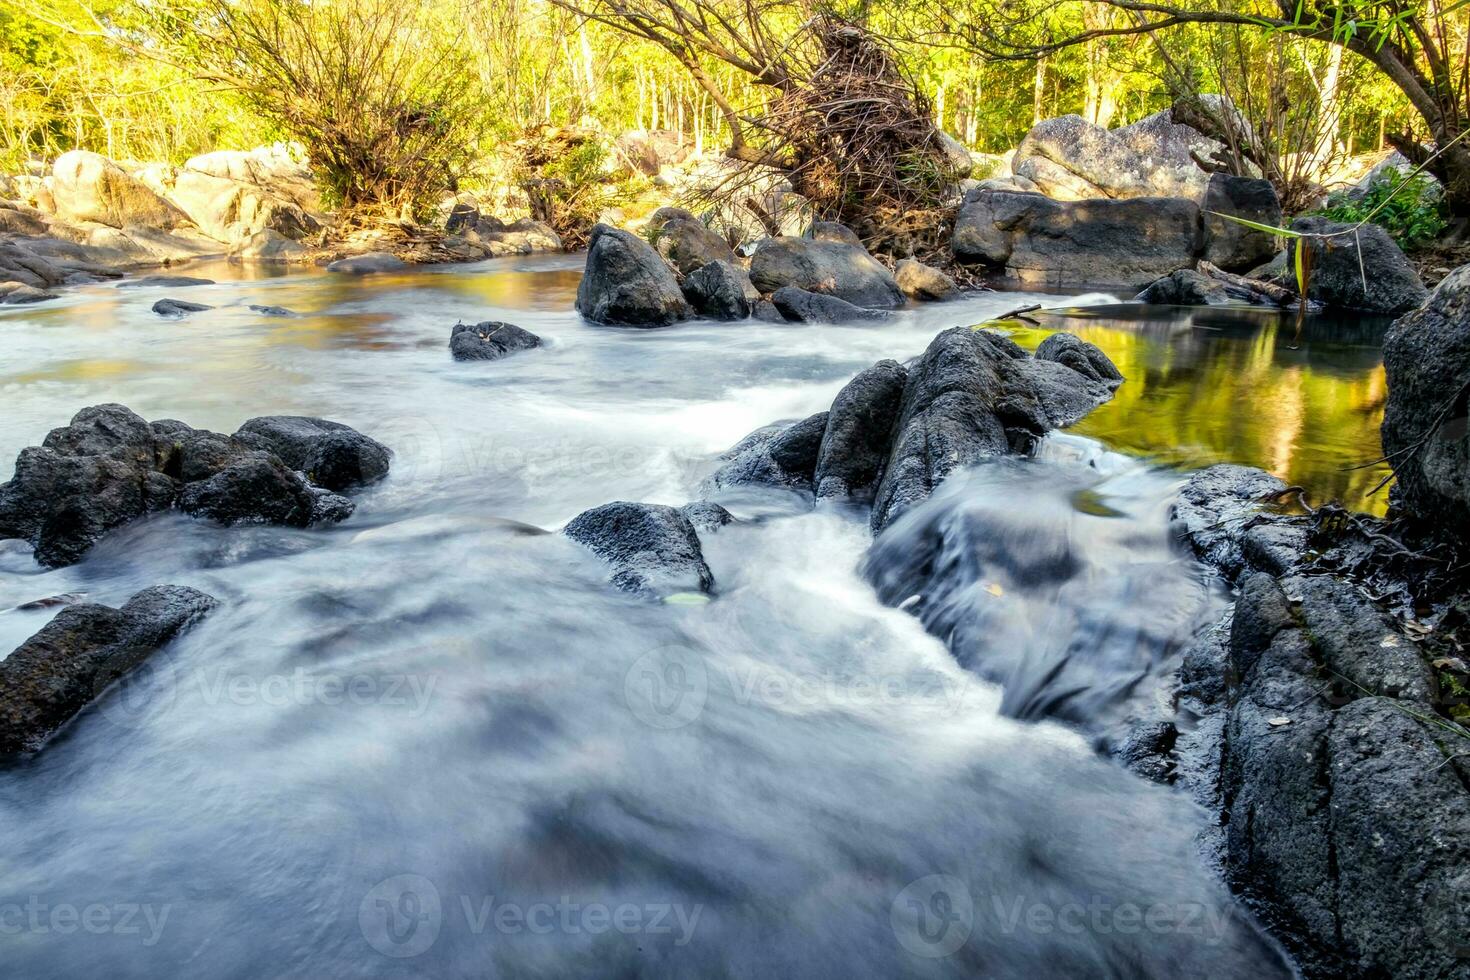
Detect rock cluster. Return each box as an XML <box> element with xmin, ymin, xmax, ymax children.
<box><xmin>449</xmin><ymin>321</ymin><xmax>543</xmax><ymax>361</ymax></box>
<box><xmin>0</xmin><ymin>405</ymin><xmax>390</xmax><ymax>567</ymax></box>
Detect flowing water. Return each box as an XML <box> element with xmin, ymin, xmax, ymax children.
<box><xmin>0</xmin><ymin>255</ymin><xmax>1394</xmax><ymax>977</ymax></box>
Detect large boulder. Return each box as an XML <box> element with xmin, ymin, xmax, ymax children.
<box><xmin>1288</xmin><ymin>217</ymin><xmax>1426</xmax><ymax>314</ymax></box>
<box><xmin>575</xmin><ymin>224</ymin><xmax>693</xmax><ymax>326</ymax></box>
<box><xmin>748</xmin><ymin>237</ymin><xmax>905</xmax><ymax>309</ymax></box>
<box><xmin>870</xmin><ymin>329</ymin><xmax>1119</xmax><ymax>529</ymax></box>
<box><xmin>234</xmin><ymin>415</ymin><xmax>392</xmax><ymax>491</ymax></box>
<box><xmin>770</xmin><ymin>286</ymin><xmax>891</xmax><ymax>324</ymax></box>
<box><xmin>1380</xmin><ymin>265</ymin><xmax>1470</xmax><ymax>531</ymax></box>
<box><xmin>182</xmin><ymin>144</ymin><xmax>319</xmax><ymax>212</ymax></box>
<box><xmin>650</xmin><ymin>215</ymin><xmax>736</xmax><ymax>275</ymax></box>
<box><xmin>1202</xmin><ymin>174</ymin><xmax>1281</xmax><ymax>271</ymax></box>
<box><xmin>0</xmin><ymin>585</ymin><xmax>217</xmax><ymax>757</ymax></box>
<box><xmin>953</xmin><ymin>188</ymin><xmax>1201</xmax><ymax>290</ymax></box>
<box><xmin>813</xmin><ymin>360</ymin><xmax>907</xmax><ymax>501</ymax></box>
<box><xmin>681</xmin><ymin>260</ymin><xmax>759</xmax><ymax>320</ymax></box>
<box><xmin>563</xmin><ymin>501</ymin><xmax>714</xmax><ymax>597</ymax></box>
<box><xmin>50</xmin><ymin>151</ymin><xmax>185</xmax><ymax>230</ymax></box>
<box><xmin>1011</xmin><ymin>111</ymin><xmax>1225</xmax><ymax>202</ymax></box>
<box><xmin>449</xmin><ymin>321</ymin><xmax>543</xmax><ymax>361</ymax></box>
<box><xmin>165</xmin><ymin>169</ymin><xmax>319</xmax><ymax>246</ymax></box>
<box><xmin>176</xmin><ymin>453</ymin><xmax>347</xmax><ymax>527</ymax></box>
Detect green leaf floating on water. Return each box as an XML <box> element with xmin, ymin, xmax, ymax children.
<box><xmin>664</xmin><ymin>592</ymin><xmax>711</xmax><ymax>606</ymax></box>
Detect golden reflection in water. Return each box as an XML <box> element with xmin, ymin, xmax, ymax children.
<box><xmin>1014</xmin><ymin>306</ymin><xmax>1395</xmax><ymax>515</ymax></box>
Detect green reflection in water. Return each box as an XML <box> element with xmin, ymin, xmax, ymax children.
<box><xmin>1011</xmin><ymin>304</ymin><xmax>1394</xmax><ymax>515</ymax></box>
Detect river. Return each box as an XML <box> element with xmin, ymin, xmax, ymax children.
<box><xmin>0</xmin><ymin>254</ymin><xmax>1392</xmax><ymax>976</ymax></box>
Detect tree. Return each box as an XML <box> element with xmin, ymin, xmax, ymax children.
<box><xmin>924</xmin><ymin>0</ymin><xmax>1470</xmax><ymax>215</ymax></box>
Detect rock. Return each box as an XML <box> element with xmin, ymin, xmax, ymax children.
<box><xmin>0</xmin><ymin>585</ymin><xmax>217</xmax><ymax>757</ymax></box>
<box><xmin>704</xmin><ymin>413</ymin><xmax>830</xmax><ymax>493</ymax></box>
<box><xmin>233</xmin><ymin>416</ymin><xmax>391</xmax><ymax>492</ymax></box>
<box><xmin>563</xmin><ymin>501</ymin><xmax>714</xmax><ymax>597</ymax></box>
<box><xmin>1035</xmin><ymin>332</ymin><xmax>1124</xmax><ymax>386</ymax></box>
<box><xmin>182</xmin><ymin>144</ymin><xmax>319</xmax><ymax>212</ymax></box>
<box><xmin>248</xmin><ymin>304</ymin><xmax>294</xmax><ymax>317</ymax></box>
<box><xmin>681</xmin><ymin>260</ymin><xmax>759</xmax><ymax>319</ymax></box>
<box><xmin>650</xmin><ymin>216</ymin><xmax>736</xmax><ymax>274</ymax></box>
<box><xmin>1288</xmin><ymin>217</ymin><xmax>1426</xmax><ymax>313</ymax></box>
<box><xmin>1012</xmin><ymin>111</ymin><xmax>1225</xmax><ymax>202</ymax></box>
<box><xmin>326</xmin><ymin>251</ymin><xmax>407</xmax><ymax>275</ymax></box>
<box><xmin>752</xmin><ymin>299</ymin><xmax>785</xmax><ymax>323</ymax></box>
<box><xmin>748</xmin><ymin>237</ymin><xmax>904</xmax><ymax>308</ymax></box>
<box><xmin>177</xmin><ymin>452</ymin><xmax>345</xmax><ymax>526</ymax></box>
<box><xmin>446</xmin><ymin>208</ymin><xmax>562</xmax><ymax>255</ymax></box>
<box><xmin>679</xmin><ymin>501</ymin><xmax>736</xmax><ymax>533</ymax></box>
<box><xmin>1380</xmin><ymin>265</ymin><xmax>1470</xmax><ymax>531</ymax></box>
<box><xmin>953</xmin><ymin>189</ymin><xmax>1201</xmax><ymax>289</ymax></box>
<box><xmin>118</xmin><ymin>275</ymin><xmax>214</xmax><ymax>288</ymax></box>
<box><xmin>870</xmin><ymin>328</ymin><xmax>1119</xmax><ymax>530</ymax></box>
<box><xmin>1169</xmin><ymin>464</ymin><xmax>1288</xmax><ymax>581</ymax></box>
<box><xmin>0</xmin><ymin>239</ymin><xmax>68</xmax><ymax>288</ymax></box>
<box><xmin>1202</xmin><ymin>175</ymin><xmax>1281</xmax><ymax>271</ymax></box>
<box><xmin>152</xmin><ymin>298</ymin><xmax>212</xmax><ymax>316</ymax></box>
<box><xmin>814</xmin><ymin>360</ymin><xmax>907</xmax><ymax>501</ymax></box>
<box><xmin>770</xmin><ymin>286</ymin><xmax>891</xmax><ymax>324</ymax></box>
<box><xmin>575</xmin><ymin>224</ymin><xmax>693</xmax><ymax>326</ymax></box>
<box><xmin>231</xmin><ymin>229</ymin><xmax>310</xmax><ymax>264</ymax></box>
<box><xmin>449</xmin><ymin>320</ymin><xmax>543</xmax><ymax>361</ymax></box>
<box><xmin>1115</xmin><ymin>720</ymin><xmax>1177</xmax><ymax>783</ymax></box>
<box><xmin>51</xmin><ymin>150</ymin><xmax>186</xmax><ymax>230</ymax></box>
<box><xmin>934</xmin><ymin>131</ymin><xmax>976</xmax><ymax>178</ymax></box>
<box><xmin>810</xmin><ymin>221</ymin><xmax>863</xmax><ymax>247</ymax></box>
<box><xmin>1136</xmin><ymin>269</ymin><xmax>1237</xmax><ymax>306</ymax></box>
<box><xmin>0</xmin><ymin>282</ymin><xmax>57</xmax><ymax>304</ymax></box>
<box><xmin>894</xmin><ymin>258</ymin><xmax>959</xmax><ymax>301</ymax></box>
<box><xmin>165</xmin><ymin>167</ymin><xmax>318</xmax><ymax>245</ymax></box>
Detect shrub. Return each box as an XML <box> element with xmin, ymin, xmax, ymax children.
<box><xmin>1315</xmin><ymin>171</ymin><xmax>1448</xmax><ymax>249</ymax></box>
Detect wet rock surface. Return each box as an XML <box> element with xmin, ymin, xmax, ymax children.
<box><xmin>152</xmin><ymin>298</ymin><xmax>212</xmax><ymax>316</ymax></box>
<box><xmin>770</xmin><ymin>286</ymin><xmax>891</xmax><ymax>324</ymax></box>
<box><xmin>563</xmin><ymin>500</ymin><xmax>715</xmax><ymax>597</ymax></box>
<box><xmin>0</xmin><ymin>585</ymin><xmax>217</xmax><ymax>758</ymax></box>
<box><xmin>449</xmin><ymin>320</ymin><xmax>543</xmax><ymax>361</ymax></box>
<box><xmin>0</xmin><ymin>405</ymin><xmax>388</xmax><ymax>566</ymax></box>
<box><xmin>575</xmin><ymin>224</ymin><xmax>693</xmax><ymax>326</ymax></box>
<box><xmin>681</xmin><ymin>260</ymin><xmax>759</xmax><ymax>320</ymax></box>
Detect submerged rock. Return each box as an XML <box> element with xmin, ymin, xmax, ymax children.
<box><xmin>748</xmin><ymin>237</ymin><xmax>904</xmax><ymax>309</ymax></box>
<box><xmin>0</xmin><ymin>585</ymin><xmax>217</xmax><ymax>758</ymax></box>
<box><xmin>770</xmin><ymin>286</ymin><xmax>890</xmax><ymax>324</ymax></box>
<box><xmin>152</xmin><ymin>298</ymin><xmax>212</xmax><ymax>316</ymax></box>
<box><xmin>326</xmin><ymin>251</ymin><xmax>407</xmax><ymax>275</ymax></box>
<box><xmin>575</xmin><ymin>224</ymin><xmax>693</xmax><ymax>326</ymax></box>
<box><xmin>563</xmin><ymin>501</ymin><xmax>714</xmax><ymax>597</ymax></box>
<box><xmin>117</xmin><ymin>275</ymin><xmax>214</xmax><ymax>288</ymax></box>
<box><xmin>449</xmin><ymin>320</ymin><xmax>543</xmax><ymax>361</ymax></box>
<box><xmin>0</xmin><ymin>405</ymin><xmax>386</xmax><ymax>566</ymax></box>
<box><xmin>1380</xmin><ymin>265</ymin><xmax>1470</xmax><ymax>533</ymax></box>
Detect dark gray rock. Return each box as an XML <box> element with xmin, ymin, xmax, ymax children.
<box><xmin>575</xmin><ymin>224</ymin><xmax>693</xmax><ymax>326</ymax></box>
<box><xmin>1202</xmin><ymin>175</ymin><xmax>1282</xmax><ymax>271</ymax></box>
<box><xmin>1169</xmin><ymin>464</ymin><xmax>1288</xmax><ymax>580</ymax></box>
<box><xmin>814</xmin><ymin>360</ymin><xmax>907</xmax><ymax>501</ymax></box>
<box><xmin>152</xmin><ymin>298</ymin><xmax>212</xmax><ymax>316</ymax></box>
<box><xmin>679</xmin><ymin>501</ymin><xmax>735</xmax><ymax>533</ymax></box>
<box><xmin>770</xmin><ymin>286</ymin><xmax>890</xmax><ymax>324</ymax></box>
<box><xmin>0</xmin><ymin>283</ymin><xmax>58</xmax><ymax>304</ymax></box>
<box><xmin>248</xmin><ymin>304</ymin><xmax>294</xmax><ymax>316</ymax></box>
<box><xmin>651</xmin><ymin>216</ymin><xmax>736</xmax><ymax>275</ymax></box>
<box><xmin>0</xmin><ymin>585</ymin><xmax>217</xmax><ymax>757</ymax></box>
<box><xmin>1289</xmin><ymin>216</ymin><xmax>1427</xmax><ymax>314</ymax></box>
<box><xmin>681</xmin><ymin>260</ymin><xmax>759</xmax><ymax>320</ymax></box>
<box><xmin>1035</xmin><ymin>332</ymin><xmax>1124</xmax><ymax>387</ymax></box>
<box><xmin>117</xmin><ymin>275</ymin><xmax>214</xmax><ymax>288</ymax></box>
<box><xmin>326</xmin><ymin>251</ymin><xmax>407</xmax><ymax>275</ymax></box>
<box><xmin>749</xmin><ymin>237</ymin><xmax>904</xmax><ymax>309</ymax></box>
<box><xmin>1380</xmin><ymin>264</ymin><xmax>1470</xmax><ymax>533</ymax></box>
<box><xmin>563</xmin><ymin>501</ymin><xmax>714</xmax><ymax>597</ymax></box>
<box><xmin>1115</xmin><ymin>720</ymin><xmax>1177</xmax><ymax>783</ymax></box>
<box><xmin>704</xmin><ymin>412</ymin><xmax>830</xmax><ymax>493</ymax></box>
<box><xmin>449</xmin><ymin>320</ymin><xmax>543</xmax><ymax>361</ymax></box>
<box><xmin>953</xmin><ymin>189</ymin><xmax>1202</xmax><ymax>290</ymax></box>
<box><xmin>176</xmin><ymin>452</ymin><xmax>340</xmax><ymax>527</ymax></box>
<box><xmin>752</xmin><ymin>299</ymin><xmax>785</xmax><ymax>323</ymax></box>
<box><xmin>871</xmin><ymin>328</ymin><xmax>1118</xmax><ymax>529</ymax></box>
<box><xmin>234</xmin><ymin>415</ymin><xmax>391</xmax><ymax>491</ymax></box>
<box><xmin>1136</xmin><ymin>269</ymin><xmax>1245</xmax><ymax>306</ymax></box>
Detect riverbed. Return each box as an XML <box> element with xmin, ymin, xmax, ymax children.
<box><xmin>0</xmin><ymin>254</ymin><xmax>1392</xmax><ymax>976</ymax></box>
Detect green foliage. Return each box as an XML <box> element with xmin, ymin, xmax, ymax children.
<box><xmin>1315</xmin><ymin>171</ymin><xmax>1448</xmax><ymax>249</ymax></box>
